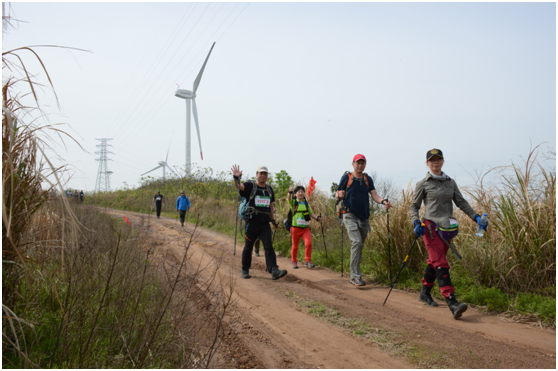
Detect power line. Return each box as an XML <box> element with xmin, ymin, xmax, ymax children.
<box><xmin>116</xmin><ymin>4</ymin><xmax>245</xmax><ymax>152</ymax></box>
<box><xmin>102</xmin><ymin>3</ymin><xmax>178</xmax><ymax>137</ymax></box>
<box><xmin>110</xmin><ymin>2</ymin><xmax>207</xmax><ymax>140</ymax></box>
<box><xmin>108</xmin><ymin>3</ymin><xmax>198</xmax><ymax>139</ymax></box>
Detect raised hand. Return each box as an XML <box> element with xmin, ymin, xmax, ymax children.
<box><xmin>231</xmin><ymin>164</ymin><xmax>243</xmax><ymax>179</ymax></box>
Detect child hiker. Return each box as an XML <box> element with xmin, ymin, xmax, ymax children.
<box><xmin>287</xmin><ymin>185</ymin><xmax>322</xmax><ymax>269</ymax></box>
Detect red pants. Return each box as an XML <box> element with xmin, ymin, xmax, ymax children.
<box><xmin>291</xmin><ymin>227</ymin><xmax>312</xmax><ymax>263</ymax></box>
<box><xmin>422</xmin><ymin>220</ymin><xmax>454</xmax><ymax>298</ymax></box>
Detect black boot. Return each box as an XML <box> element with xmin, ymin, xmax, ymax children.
<box><xmin>271</xmin><ymin>267</ymin><xmax>287</xmax><ymax>280</ymax></box>
<box><xmin>445</xmin><ymin>294</ymin><xmax>467</xmax><ymax>319</ymax></box>
<box><xmin>419</xmin><ymin>285</ymin><xmax>438</xmax><ymax>307</ymax></box>
<box><xmin>241</xmin><ymin>270</ymin><xmax>251</xmax><ymax>279</ymax></box>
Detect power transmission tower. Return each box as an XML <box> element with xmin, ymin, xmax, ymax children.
<box><xmin>95</xmin><ymin>138</ymin><xmax>113</xmax><ymax>192</ymax></box>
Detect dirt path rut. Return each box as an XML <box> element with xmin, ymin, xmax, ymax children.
<box><xmin>104</xmin><ymin>209</ymin><xmax>556</xmax><ymax>369</ymax></box>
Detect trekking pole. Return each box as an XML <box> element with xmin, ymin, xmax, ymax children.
<box><xmin>233</xmin><ymin>177</ymin><xmax>241</xmax><ymax>256</ymax></box>
<box><xmin>383</xmin><ymin>224</ymin><xmax>424</xmax><ymax>307</ymax></box>
<box><xmin>272</xmin><ymin>227</ymin><xmax>277</xmax><ymax>245</ymax></box>
<box><xmin>319</xmin><ymin>214</ymin><xmax>328</xmax><ymax>259</ymax></box>
<box><xmin>341</xmin><ymin>218</ymin><xmax>344</xmax><ymax>278</ymax></box>
<box><xmin>386</xmin><ymin>196</ymin><xmax>392</xmax><ymax>282</ymax></box>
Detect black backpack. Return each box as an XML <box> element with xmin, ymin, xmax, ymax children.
<box><xmin>284</xmin><ymin>199</ymin><xmax>309</xmax><ymax>232</ymax></box>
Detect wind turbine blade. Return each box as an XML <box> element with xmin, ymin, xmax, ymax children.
<box><xmin>166</xmin><ymin>164</ymin><xmax>177</xmax><ymax>176</ymax></box>
<box><xmin>192</xmin><ymin>98</ymin><xmax>203</xmax><ymax>160</ymax></box>
<box><xmin>141</xmin><ymin>165</ymin><xmax>163</xmax><ymax>176</ymax></box>
<box><xmin>166</xmin><ymin>131</ymin><xmax>173</xmax><ymax>163</ymax></box>
<box><xmin>193</xmin><ymin>42</ymin><xmax>215</xmax><ymax>94</ymax></box>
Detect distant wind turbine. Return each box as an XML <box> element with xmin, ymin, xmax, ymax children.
<box><xmin>141</xmin><ymin>142</ymin><xmax>178</xmax><ymax>180</ymax></box>
<box><xmin>175</xmin><ymin>42</ymin><xmax>215</xmax><ymax>175</ymax></box>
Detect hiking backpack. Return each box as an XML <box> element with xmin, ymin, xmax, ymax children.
<box><xmin>335</xmin><ymin>171</ymin><xmax>370</xmax><ymax>218</ymax></box>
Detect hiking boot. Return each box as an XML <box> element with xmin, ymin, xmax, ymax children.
<box><xmin>419</xmin><ymin>285</ymin><xmax>439</xmax><ymax>307</ymax></box>
<box><xmin>255</xmin><ymin>252</ymin><xmax>260</xmax><ymax>257</ymax></box>
<box><xmin>304</xmin><ymin>261</ymin><xmax>315</xmax><ymax>268</ymax></box>
<box><xmin>271</xmin><ymin>268</ymin><xmax>287</xmax><ymax>280</ymax></box>
<box><xmin>350</xmin><ymin>277</ymin><xmax>366</xmax><ymax>287</ymax></box>
<box><xmin>445</xmin><ymin>294</ymin><xmax>467</xmax><ymax>319</ymax></box>
<box><xmin>292</xmin><ymin>262</ymin><xmax>299</xmax><ymax>269</ymax></box>
<box><xmin>241</xmin><ymin>270</ymin><xmax>251</xmax><ymax>279</ymax></box>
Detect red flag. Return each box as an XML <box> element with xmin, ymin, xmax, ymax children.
<box><xmin>124</xmin><ymin>216</ymin><xmax>131</xmax><ymax>225</ymax></box>
<box><xmin>307</xmin><ymin>177</ymin><xmax>317</xmax><ymax>196</ymax></box>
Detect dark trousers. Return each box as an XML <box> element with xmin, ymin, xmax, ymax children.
<box><xmin>242</xmin><ymin>222</ymin><xmax>277</xmax><ymax>273</ymax></box>
<box><xmin>179</xmin><ymin>210</ymin><xmax>187</xmax><ymax>224</ymax></box>
<box><xmin>244</xmin><ymin>221</ymin><xmax>261</xmax><ymax>253</ymax></box>
<box><xmin>155</xmin><ymin>202</ymin><xmax>162</xmax><ymax>217</ymax></box>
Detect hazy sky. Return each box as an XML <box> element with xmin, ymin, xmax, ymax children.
<box><xmin>3</xmin><ymin>2</ymin><xmax>556</xmax><ymax>194</ymax></box>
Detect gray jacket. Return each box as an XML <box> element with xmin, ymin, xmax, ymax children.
<box><xmin>410</xmin><ymin>172</ymin><xmax>477</xmax><ymax>229</ymax></box>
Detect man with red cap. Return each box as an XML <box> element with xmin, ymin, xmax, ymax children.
<box><xmin>336</xmin><ymin>154</ymin><xmax>392</xmax><ymax>286</ymax></box>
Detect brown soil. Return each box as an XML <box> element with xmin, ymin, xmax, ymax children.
<box><xmin>104</xmin><ymin>209</ymin><xmax>556</xmax><ymax>369</ymax></box>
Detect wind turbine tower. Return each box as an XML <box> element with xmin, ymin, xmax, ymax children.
<box><xmin>175</xmin><ymin>42</ymin><xmax>215</xmax><ymax>175</ymax></box>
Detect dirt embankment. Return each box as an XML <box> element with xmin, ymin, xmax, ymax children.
<box><xmin>103</xmin><ymin>208</ymin><xmax>556</xmax><ymax>369</ymax></box>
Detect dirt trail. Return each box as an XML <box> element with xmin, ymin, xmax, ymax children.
<box><xmin>104</xmin><ymin>208</ymin><xmax>556</xmax><ymax>369</ymax></box>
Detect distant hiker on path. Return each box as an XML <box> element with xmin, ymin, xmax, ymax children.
<box><xmin>410</xmin><ymin>148</ymin><xmax>487</xmax><ymax>319</ymax></box>
<box><xmin>79</xmin><ymin>190</ymin><xmax>84</xmax><ymax>203</ymax></box>
<box><xmin>231</xmin><ymin>164</ymin><xmax>287</xmax><ymax>281</ymax></box>
<box><xmin>288</xmin><ymin>185</ymin><xmax>322</xmax><ymax>269</ymax></box>
<box><xmin>73</xmin><ymin>190</ymin><xmax>79</xmax><ymax>203</ymax></box>
<box><xmin>176</xmin><ymin>190</ymin><xmax>191</xmax><ymax>227</ymax></box>
<box><xmin>153</xmin><ymin>190</ymin><xmax>164</xmax><ymax>218</ymax></box>
<box><xmin>336</xmin><ymin>154</ymin><xmax>392</xmax><ymax>287</ymax></box>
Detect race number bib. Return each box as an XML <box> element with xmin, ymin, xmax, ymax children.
<box><xmin>156</xmin><ymin>197</ymin><xmax>162</xmax><ymax>201</ymax></box>
<box><xmin>254</xmin><ymin>196</ymin><xmax>271</xmax><ymax>207</ymax></box>
<box><xmin>296</xmin><ymin>217</ymin><xmax>309</xmax><ymax>226</ymax></box>
<box><xmin>449</xmin><ymin>217</ymin><xmax>458</xmax><ymax>228</ymax></box>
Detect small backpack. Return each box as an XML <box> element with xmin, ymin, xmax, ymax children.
<box><xmin>238</xmin><ymin>180</ymin><xmax>273</xmax><ymax>220</ymax></box>
<box><xmin>335</xmin><ymin>171</ymin><xmax>370</xmax><ymax>218</ymax></box>
<box><xmin>284</xmin><ymin>199</ymin><xmax>309</xmax><ymax>232</ymax></box>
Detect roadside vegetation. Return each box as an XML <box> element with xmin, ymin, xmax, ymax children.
<box><xmin>3</xmin><ymin>7</ymin><xmax>234</xmax><ymax>368</ymax></box>
<box><xmin>87</xmin><ymin>147</ymin><xmax>556</xmax><ymax>326</ymax></box>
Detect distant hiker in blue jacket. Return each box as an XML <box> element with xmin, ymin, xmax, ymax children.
<box><xmin>176</xmin><ymin>190</ymin><xmax>191</xmax><ymax>227</ymax></box>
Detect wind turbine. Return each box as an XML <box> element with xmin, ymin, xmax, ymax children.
<box><xmin>175</xmin><ymin>42</ymin><xmax>215</xmax><ymax>175</ymax></box>
<box><xmin>141</xmin><ymin>143</ymin><xmax>178</xmax><ymax>180</ymax></box>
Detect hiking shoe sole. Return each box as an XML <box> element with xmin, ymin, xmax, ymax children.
<box><xmin>350</xmin><ymin>279</ymin><xmax>365</xmax><ymax>287</ymax></box>
<box><xmin>452</xmin><ymin>303</ymin><xmax>468</xmax><ymax>319</ymax></box>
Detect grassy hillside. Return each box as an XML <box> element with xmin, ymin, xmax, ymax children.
<box><xmin>87</xmin><ymin>151</ymin><xmax>556</xmax><ymax>326</ymax></box>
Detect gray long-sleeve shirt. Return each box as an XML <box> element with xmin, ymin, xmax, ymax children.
<box><xmin>410</xmin><ymin>172</ymin><xmax>477</xmax><ymax>229</ymax></box>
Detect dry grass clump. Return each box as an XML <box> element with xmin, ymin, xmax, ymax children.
<box><xmin>460</xmin><ymin>146</ymin><xmax>555</xmax><ymax>294</ymax></box>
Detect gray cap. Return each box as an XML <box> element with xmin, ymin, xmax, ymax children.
<box><xmin>180</xmin><ymin>190</ymin><xmax>185</xmax><ymax>194</ymax></box>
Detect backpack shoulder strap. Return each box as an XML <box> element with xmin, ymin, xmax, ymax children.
<box><xmin>247</xmin><ymin>180</ymin><xmax>257</xmax><ymax>201</ymax></box>
<box><xmin>346</xmin><ymin>171</ymin><xmax>354</xmax><ymax>189</ymax></box>
<box><xmin>363</xmin><ymin>172</ymin><xmax>370</xmax><ymax>188</ymax></box>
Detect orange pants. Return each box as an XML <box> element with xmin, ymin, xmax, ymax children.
<box><xmin>291</xmin><ymin>227</ymin><xmax>312</xmax><ymax>263</ymax></box>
